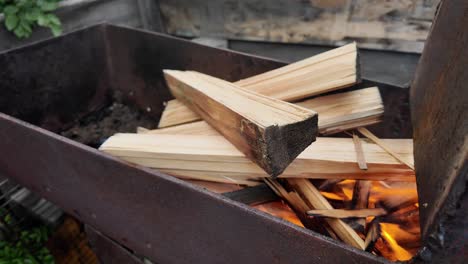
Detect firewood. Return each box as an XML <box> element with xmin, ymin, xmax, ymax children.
<box><xmin>99</xmin><ymin>134</ymin><xmax>415</xmax><ymax>182</ymax></box>
<box><xmin>136</xmin><ymin>126</ymin><xmax>149</xmax><ymax>133</ymax></box>
<box><xmin>158</xmin><ymin>43</ymin><xmax>360</xmax><ymax>128</ymax></box>
<box><xmin>253</xmin><ymin>201</ymin><xmax>304</xmax><ymax>227</ymax></box>
<box><xmin>148</xmin><ymin>87</ymin><xmax>383</xmax><ymax>136</ymax></box>
<box><xmin>185</xmin><ymin>180</ymin><xmax>244</xmax><ymax>194</ymax></box>
<box><xmin>287</xmin><ymin>179</ymin><xmax>365</xmax><ymax>249</ymax></box>
<box><xmin>222</xmin><ymin>184</ymin><xmax>278</xmax><ymax>205</ymax></box>
<box><xmin>164</xmin><ymin>70</ymin><xmax>318</xmax><ymax>176</ymax></box>
<box><xmin>357</xmin><ymin>127</ymin><xmax>414</xmax><ymax>170</ymax></box>
<box><xmin>318</xmin><ymin>179</ymin><xmax>343</xmax><ymax>191</ymax></box>
<box><xmin>143</xmin><ymin>121</ymin><xmax>218</xmax><ymax>136</ymax></box>
<box><xmin>351</xmin><ymin>180</ymin><xmax>372</xmax><ymax>229</ymax></box>
<box><xmin>365</xmin><ymin>220</ymin><xmax>381</xmax><ymax>251</ymax></box>
<box><xmin>297</xmin><ymin>87</ymin><xmax>383</xmax><ymax>135</ymax></box>
<box><xmin>352</xmin><ymin>181</ymin><xmax>372</xmax><ymax>209</ymax></box>
<box><xmin>307</xmin><ymin>208</ymin><xmax>387</xmax><ymax>218</ymax></box>
<box><xmin>352</xmin><ymin>133</ymin><xmax>368</xmax><ymax>170</ymax></box>
<box><xmin>264</xmin><ymin>179</ymin><xmax>330</xmax><ymax>234</ymax></box>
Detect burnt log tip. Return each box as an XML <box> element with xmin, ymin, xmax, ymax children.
<box><xmin>263</xmin><ymin>113</ymin><xmax>318</xmax><ymax>177</ymax></box>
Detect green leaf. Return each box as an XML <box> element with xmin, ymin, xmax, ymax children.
<box><xmin>13</xmin><ymin>24</ymin><xmax>26</xmax><ymax>38</ymax></box>
<box><xmin>3</xmin><ymin>5</ymin><xmax>19</xmax><ymax>15</ymax></box>
<box><xmin>46</xmin><ymin>14</ymin><xmax>60</xmax><ymax>26</ymax></box>
<box><xmin>37</xmin><ymin>14</ymin><xmax>48</xmax><ymax>26</ymax></box>
<box><xmin>39</xmin><ymin>1</ymin><xmax>58</xmax><ymax>12</ymax></box>
<box><xmin>5</xmin><ymin>14</ymin><xmax>19</xmax><ymax>31</ymax></box>
<box><xmin>50</xmin><ymin>24</ymin><xmax>62</xmax><ymax>37</ymax></box>
<box><xmin>24</xmin><ymin>8</ymin><xmax>41</xmax><ymax>21</ymax></box>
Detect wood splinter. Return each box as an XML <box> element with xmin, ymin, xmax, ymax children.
<box><xmin>164</xmin><ymin>70</ymin><xmax>318</xmax><ymax>176</ymax></box>
<box><xmin>307</xmin><ymin>208</ymin><xmax>387</xmax><ymax>219</ymax></box>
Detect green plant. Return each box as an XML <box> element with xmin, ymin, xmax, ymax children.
<box><xmin>0</xmin><ymin>0</ymin><xmax>62</xmax><ymax>39</ymax></box>
<box><xmin>0</xmin><ymin>209</ymin><xmax>55</xmax><ymax>264</ymax></box>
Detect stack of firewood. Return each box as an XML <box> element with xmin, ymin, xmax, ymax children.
<box><xmin>99</xmin><ymin>43</ymin><xmax>418</xmax><ymax>260</ymax></box>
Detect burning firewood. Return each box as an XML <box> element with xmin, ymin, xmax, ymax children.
<box><xmin>264</xmin><ymin>179</ymin><xmax>331</xmax><ymax>235</ymax></box>
<box><xmin>144</xmin><ymin>87</ymin><xmax>384</xmax><ymax>136</ymax></box>
<box><xmin>286</xmin><ymin>178</ymin><xmax>365</xmax><ymax>249</ymax></box>
<box><xmin>163</xmin><ymin>70</ymin><xmax>318</xmax><ymax>176</ymax></box>
<box><xmin>307</xmin><ymin>208</ymin><xmax>387</xmax><ymax>218</ymax></box>
<box><xmin>158</xmin><ymin>43</ymin><xmax>359</xmax><ymax>128</ymax></box>
<box><xmin>99</xmin><ymin>134</ymin><xmax>415</xmax><ymax>182</ymax></box>
<box><xmin>97</xmin><ymin>43</ymin><xmax>422</xmax><ymax>261</ymax></box>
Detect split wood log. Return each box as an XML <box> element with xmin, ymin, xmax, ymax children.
<box><xmin>158</xmin><ymin>43</ymin><xmax>359</xmax><ymax>128</ymax></box>
<box><xmin>164</xmin><ymin>70</ymin><xmax>318</xmax><ymax>176</ymax></box>
<box><xmin>352</xmin><ymin>133</ymin><xmax>368</xmax><ymax>170</ymax></box>
<box><xmin>357</xmin><ymin>127</ymin><xmax>414</xmax><ymax>170</ymax></box>
<box><xmin>351</xmin><ymin>180</ymin><xmax>372</xmax><ymax>229</ymax></box>
<box><xmin>307</xmin><ymin>208</ymin><xmax>387</xmax><ymax>218</ymax></box>
<box><xmin>287</xmin><ymin>178</ymin><xmax>365</xmax><ymax>249</ymax></box>
<box><xmin>148</xmin><ymin>87</ymin><xmax>383</xmax><ymax>136</ymax></box>
<box><xmin>365</xmin><ymin>220</ymin><xmax>381</xmax><ymax>251</ymax></box>
<box><xmin>99</xmin><ymin>134</ymin><xmax>415</xmax><ymax>183</ymax></box>
<box><xmin>263</xmin><ymin>179</ymin><xmax>330</xmax><ymax>234</ymax></box>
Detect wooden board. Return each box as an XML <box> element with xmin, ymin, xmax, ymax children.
<box><xmin>156</xmin><ymin>86</ymin><xmax>383</xmax><ymax>135</ymax></box>
<box><xmin>159</xmin><ymin>0</ymin><xmax>438</xmax><ymax>53</ymax></box>
<box><xmin>164</xmin><ymin>70</ymin><xmax>318</xmax><ymax>176</ymax></box>
<box><xmin>100</xmin><ymin>134</ymin><xmax>415</xmax><ymax>182</ymax></box>
<box><xmin>158</xmin><ymin>43</ymin><xmax>359</xmax><ymax>128</ymax></box>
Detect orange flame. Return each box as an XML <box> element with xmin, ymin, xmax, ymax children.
<box><xmin>253</xmin><ymin>201</ymin><xmax>304</xmax><ymax>227</ymax></box>
<box><xmin>253</xmin><ymin>179</ymin><xmax>420</xmax><ymax>262</ymax></box>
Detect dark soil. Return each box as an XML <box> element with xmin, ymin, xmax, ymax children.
<box><xmin>60</xmin><ymin>102</ymin><xmax>158</xmax><ymax>148</ymax></box>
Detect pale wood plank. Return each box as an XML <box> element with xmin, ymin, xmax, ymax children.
<box><xmin>164</xmin><ymin>70</ymin><xmax>318</xmax><ymax>176</ymax></box>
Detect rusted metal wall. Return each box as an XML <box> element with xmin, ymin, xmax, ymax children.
<box><xmin>0</xmin><ymin>25</ymin><xmax>390</xmax><ymax>264</ymax></box>
<box><xmin>411</xmin><ymin>0</ymin><xmax>468</xmax><ymax>262</ymax></box>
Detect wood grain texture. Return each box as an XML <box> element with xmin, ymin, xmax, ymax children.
<box><xmin>358</xmin><ymin>127</ymin><xmax>414</xmax><ymax>170</ymax></box>
<box><xmin>156</xmin><ymin>86</ymin><xmax>383</xmax><ymax>135</ymax></box>
<box><xmin>307</xmin><ymin>208</ymin><xmax>386</xmax><ymax>219</ymax></box>
<box><xmin>352</xmin><ymin>133</ymin><xmax>368</xmax><ymax>170</ymax></box>
<box><xmin>159</xmin><ymin>0</ymin><xmax>438</xmax><ymax>53</ymax></box>
<box><xmin>410</xmin><ymin>0</ymin><xmax>468</xmax><ymax>244</ymax></box>
<box><xmin>158</xmin><ymin>43</ymin><xmax>359</xmax><ymax>128</ymax></box>
<box><xmin>100</xmin><ymin>134</ymin><xmax>415</xmax><ymax>182</ymax></box>
<box><xmin>164</xmin><ymin>70</ymin><xmax>318</xmax><ymax>176</ymax></box>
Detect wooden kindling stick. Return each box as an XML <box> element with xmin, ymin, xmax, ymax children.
<box><xmin>263</xmin><ymin>179</ymin><xmax>331</xmax><ymax>235</ymax></box>
<box><xmin>357</xmin><ymin>127</ymin><xmax>415</xmax><ymax>170</ymax></box>
<box><xmin>307</xmin><ymin>208</ymin><xmax>387</xmax><ymax>219</ymax></box>
<box><xmin>158</xmin><ymin>43</ymin><xmax>360</xmax><ymax>128</ymax></box>
<box><xmin>287</xmin><ymin>178</ymin><xmax>365</xmax><ymax>249</ymax></box>
<box><xmin>352</xmin><ymin>132</ymin><xmax>368</xmax><ymax>170</ymax></box>
<box><xmin>155</xmin><ymin>87</ymin><xmax>384</xmax><ymax>136</ymax></box>
<box><xmin>164</xmin><ymin>70</ymin><xmax>318</xmax><ymax>176</ymax></box>
<box><xmin>100</xmin><ymin>134</ymin><xmax>416</xmax><ymax>182</ymax></box>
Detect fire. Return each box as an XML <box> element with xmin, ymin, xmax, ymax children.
<box><xmin>260</xmin><ymin>179</ymin><xmax>421</xmax><ymax>262</ymax></box>
<box><xmin>379</xmin><ymin>223</ymin><xmax>417</xmax><ymax>261</ymax></box>
<box><xmin>253</xmin><ymin>201</ymin><xmax>304</xmax><ymax>227</ymax></box>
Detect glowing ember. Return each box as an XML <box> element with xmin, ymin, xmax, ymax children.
<box><xmin>253</xmin><ymin>201</ymin><xmax>304</xmax><ymax>227</ymax></box>
<box><xmin>258</xmin><ymin>179</ymin><xmax>421</xmax><ymax>262</ymax></box>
